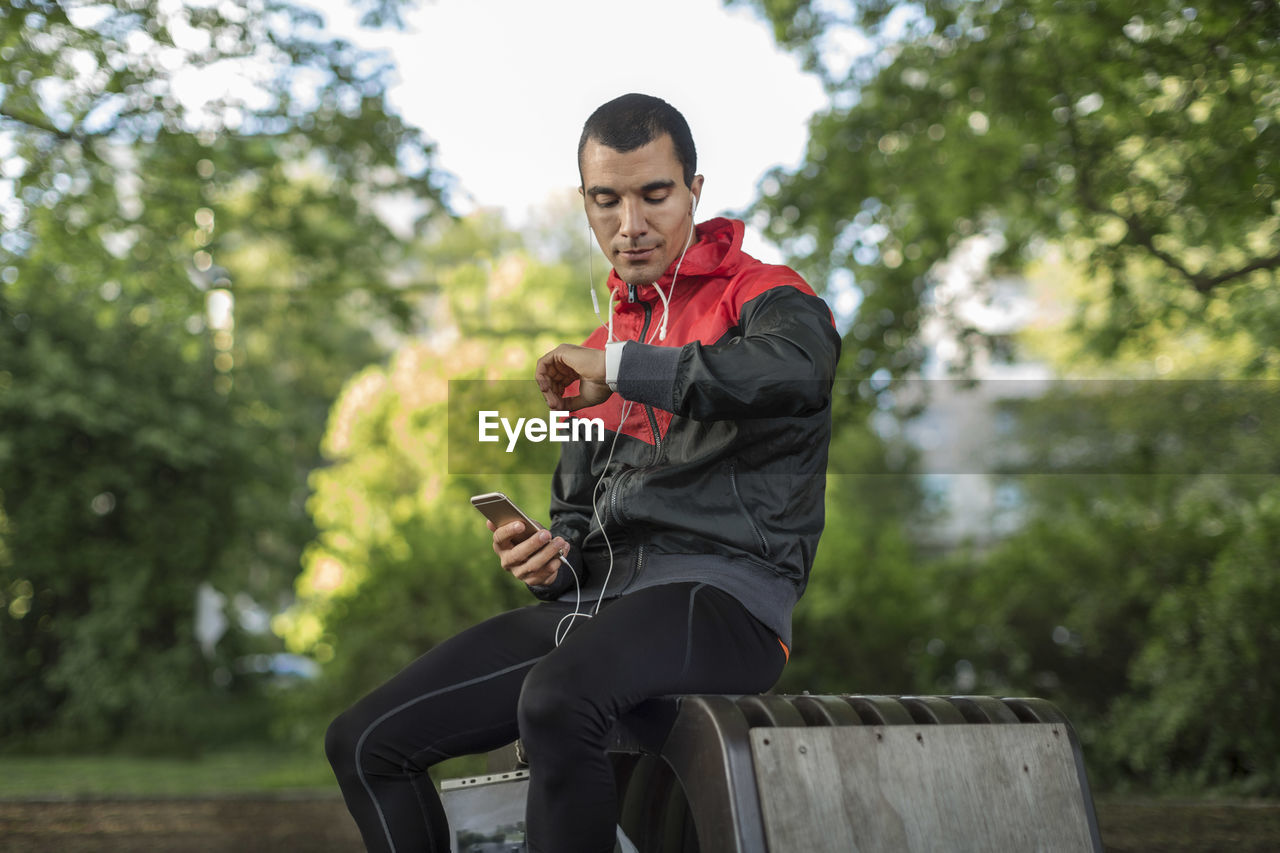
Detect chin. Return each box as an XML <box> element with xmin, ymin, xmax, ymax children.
<box><xmin>614</xmin><ymin>263</ymin><xmax>659</xmax><ymax>287</ymax></box>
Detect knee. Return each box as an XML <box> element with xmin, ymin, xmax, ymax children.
<box><xmin>325</xmin><ymin>707</ymin><xmax>361</xmax><ymax>779</ymax></box>
<box><xmin>517</xmin><ymin>662</ymin><xmax>608</xmax><ymax>758</ymax></box>
<box><xmin>516</xmin><ymin>667</ymin><xmax>567</xmax><ymax>744</ymax></box>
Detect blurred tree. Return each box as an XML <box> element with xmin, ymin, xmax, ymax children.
<box><xmin>923</xmin><ymin>445</ymin><xmax>1279</xmax><ymax>792</ymax></box>
<box><xmin>968</xmin><ymin>252</ymin><xmax>1280</xmax><ymax>792</ymax></box>
<box><xmin>0</xmin><ymin>288</ymin><xmax>253</xmax><ymax>745</ymax></box>
<box><xmin>733</xmin><ymin>0</ymin><xmax>1280</xmax><ymax>794</ymax></box>
<box><xmin>1112</xmin><ymin>484</ymin><xmax>1280</xmax><ymax>793</ymax></box>
<box><xmin>0</xmin><ymin>0</ymin><xmax>447</xmax><ymax>747</ymax></box>
<box><xmin>274</xmin><ymin>211</ymin><xmax>604</xmax><ymax>730</ymax></box>
<box><xmin>730</xmin><ymin>0</ymin><xmax>1280</xmax><ymax>376</ymax></box>
<box><xmin>776</xmin><ymin>388</ymin><xmax>929</xmax><ymax>695</ymax></box>
<box><xmin>912</xmin><ymin>326</ymin><xmax>1280</xmax><ymax>791</ymax></box>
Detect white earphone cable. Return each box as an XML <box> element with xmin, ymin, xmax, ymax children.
<box><xmin>649</xmin><ymin>197</ymin><xmax>698</xmax><ymax>343</ymax></box>
<box><xmin>558</xmin><ymin>194</ymin><xmax>699</xmax><ymax>643</ymax></box>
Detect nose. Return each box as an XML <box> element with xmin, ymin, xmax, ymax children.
<box><xmin>619</xmin><ymin>197</ymin><xmax>647</xmax><ymax>241</ymax></box>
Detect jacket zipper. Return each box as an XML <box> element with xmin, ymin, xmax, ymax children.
<box><xmin>608</xmin><ymin>468</ymin><xmax>629</xmax><ymax>526</ymax></box>
<box><xmin>627</xmin><ymin>283</ymin><xmax>664</xmax><ymax>459</ymax></box>
<box><xmin>729</xmin><ymin>460</ymin><xmax>770</xmax><ymax>557</ymax></box>
<box><xmin>632</xmin><ymin>542</ymin><xmax>646</xmax><ymax>587</ymax></box>
<box><xmin>604</xmin><ymin>284</ymin><xmax>661</xmax><ymax>564</ymax></box>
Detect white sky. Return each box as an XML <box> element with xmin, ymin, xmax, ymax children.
<box><xmin>307</xmin><ymin>0</ymin><xmax>829</xmax><ymax>263</ymax></box>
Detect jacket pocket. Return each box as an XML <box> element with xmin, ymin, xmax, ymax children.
<box><xmin>605</xmin><ymin>466</ymin><xmax>637</xmax><ymax>529</ymax></box>
<box><xmin>728</xmin><ymin>459</ymin><xmax>771</xmax><ymax>558</ymax></box>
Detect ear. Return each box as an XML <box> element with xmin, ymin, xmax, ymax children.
<box><xmin>690</xmin><ymin>174</ymin><xmax>705</xmax><ymax>209</ymax></box>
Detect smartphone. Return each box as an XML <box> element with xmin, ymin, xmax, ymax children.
<box><xmin>470</xmin><ymin>492</ymin><xmax>545</xmax><ymax>545</ymax></box>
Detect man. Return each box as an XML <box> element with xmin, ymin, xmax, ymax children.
<box><xmin>326</xmin><ymin>93</ymin><xmax>841</xmax><ymax>853</ymax></box>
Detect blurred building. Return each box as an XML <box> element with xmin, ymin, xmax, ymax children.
<box><xmin>903</xmin><ymin>234</ymin><xmax>1053</xmax><ymax>552</ymax></box>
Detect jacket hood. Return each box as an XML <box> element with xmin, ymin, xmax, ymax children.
<box><xmin>606</xmin><ymin>217</ymin><xmax>747</xmax><ymax>302</ymax></box>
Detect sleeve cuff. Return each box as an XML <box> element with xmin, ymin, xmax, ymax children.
<box><xmin>617</xmin><ymin>342</ymin><xmax>683</xmax><ymax>412</ymax></box>
<box><xmin>605</xmin><ymin>341</ymin><xmax>627</xmax><ymax>392</ymax></box>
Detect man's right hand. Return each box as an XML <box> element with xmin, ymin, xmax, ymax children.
<box><xmin>488</xmin><ymin>520</ymin><xmax>567</xmax><ymax>588</ymax></box>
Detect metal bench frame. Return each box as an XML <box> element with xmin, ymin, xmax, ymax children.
<box><xmin>478</xmin><ymin>694</ymin><xmax>1103</xmax><ymax>852</ymax></box>
<box><xmin>608</xmin><ymin>694</ymin><xmax>1102</xmax><ymax>852</ymax></box>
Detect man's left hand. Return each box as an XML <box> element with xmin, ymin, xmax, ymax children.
<box><xmin>535</xmin><ymin>344</ymin><xmax>611</xmax><ymax>411</ymax></box>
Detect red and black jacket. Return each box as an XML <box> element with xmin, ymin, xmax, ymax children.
<box><xmin>536</xmin><ymin>217</ymin><xmax>841</xmax><ymax>648</ymax></box>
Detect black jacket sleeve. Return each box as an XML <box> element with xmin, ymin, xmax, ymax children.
<box><xmin>617</xmin><ymin>286</ymin><xmax>841</xmax><ymax>421</ymax></box>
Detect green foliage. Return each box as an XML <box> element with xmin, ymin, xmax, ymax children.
<box><xmin>916</xmin><ymin>377</ymin><xmax>1280</xmax><ymax>792</ymax></box>
<box><xmin>922</xmin><ymin>476</ymin><xmax>1280</xmax><ymax>794</ymax></box>
<box><xmin>1112</xmin><ymin>488</ymin><xmax>1280</xmax><ymax>792</ymax></box>
<box><xmin>0</xmin><ymin>289</ymin><xmax>248</xmax><ymax>745</ymax></box>
<box><xmin>735</xmin><ymin>0</ymin><xmax>1280</xmax><ymax>796</ymax></box>
<box><xmin>731</xmin><ymin>0</ymin><xmax>1280</xmax><ymax>375</ymax></box>
<box><xmin>0</xmin><ymin>0</ymin><xmax>447</xmax><ymax>748</ymax></box>
<box><xmin>780</xmin><ymin>392</ymin><xmax>928</xmax><ymax>695</ymax></box>
<box><xmin>781</xmin><ymin>479</ymin><xmax>929</xmax><ymax>695</ymax></box>
<box><xmin>275</xmin><ymin>213</ymin><xmax>601</xmax><ymax>733</ymax></box>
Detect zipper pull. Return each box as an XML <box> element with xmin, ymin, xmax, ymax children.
<box><xmin>627</xmin><ymin>282</ymin><xmax>638</xmax><ymax>303</ymax></box>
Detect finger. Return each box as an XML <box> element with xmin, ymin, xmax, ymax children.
<box><xmin>520</xmin><ymin>539</ymin><xmax>567</xmax><ymax>586</ymax></box>
<box><xmin>493</xmin><ymin>520</ymin><xmax>525</xmax><ymax>545</ymax></box>
<box><xmin>536</xmin><ymin>351</ymin><xmax>582</xmax><ymax>406</ymax></box>
<box><xmin>517</xmin><ymin>563</ymin><xmax>552</xmax><ymax>586</ymax></box>
<box><xmin>526</xmin><ymin>537</ymin><xmax>567</xmax><ymax>564</ymax></box>
<box><xmin>504</xmin><ymin>527</ymin><xmax>551</xmax><ymax>568</ymax></box>
<box><xmin>512</xmin><ymin>537</ymin><xmax>561</xmax><ymax>580</ymax></box>
<box><xmin>516</xmin><ymin>552</ymin><xmax>562</xmax><ymax>585</ymax></box>
<box><xmin>534</xmin><ymin>361</ymin><xmax>553</xmax><ymax>392</ymax></box>
<box><xmin>529</xmin><ymin>564</ymin><xmax>560</xmax><ymax>587</ymax></box>
<box><xmin>492</xmin><ymin>520</ymin><xmax>528</xmax><ymax>555</ymax></box>
<box><xmin>535</xmin><ymin>369</ymin><xmax>566</xmax><ymax>409</ymax></box>
<box><xmin>535</xmin><ymin>349</ymin><xmax>569</xmax><ymax>385</ymax></box>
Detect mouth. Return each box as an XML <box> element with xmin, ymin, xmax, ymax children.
<box><xmin>617</xmin><ymin>246</ymin><xmax>658</xmax><ymax>263</ymax></box>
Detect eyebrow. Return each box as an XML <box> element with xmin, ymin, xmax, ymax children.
<box><xmin>585</xmin><ymin>179</ymin><xmax>677</xmax><ymax>198</ymax></box>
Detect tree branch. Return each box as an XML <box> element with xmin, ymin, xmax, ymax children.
<box><xmin>1118</xmin><ymin>213</ymin><xmax>1202</xmax><ymax>286</ymax></box>
<box><xmin>1062</xmin><ymin>90</ymin><xmax>1276</xmax><ymax>296</ymax></box>
<box><xmin>1112</xmin><ymin>212</ymin><xmax>1278</xmax><ymax>294</ymax></box>
<box><xmin>1198</xmin><ymin>249</ymin><xmax>1280</xmax><ymax>292</ymax></box>
<box><xmin>0</xmin><ymin>104</ymin><xmax>81</xmax><ymax>142</ymax></box>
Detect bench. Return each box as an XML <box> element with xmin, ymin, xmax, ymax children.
<box><xmin>442</xmin><ymin>694</ymin><xmax>1103</xmax><ymax>852</ymax></box>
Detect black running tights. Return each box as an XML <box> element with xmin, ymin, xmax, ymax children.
<box><xmin>325</xmin><ymin>582</ymin><xmax>786</xmax><ymax>853</ymax></box>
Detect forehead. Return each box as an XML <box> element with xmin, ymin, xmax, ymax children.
<box><xmin>580</xmin><ymin>133</ymin><xmax>683</xmax><ymax>190</ymax></box>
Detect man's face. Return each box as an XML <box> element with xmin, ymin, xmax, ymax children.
<box><xmin>580</xmin><ymin>133</ymin><xmax>704</xmax><ymax>287</ymax></box>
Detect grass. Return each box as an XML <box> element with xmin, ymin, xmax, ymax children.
<box><xmin>4</xmin><ymin>751</ymin><xmax>1280</xmax><ymax>852</ymax></box>
<box><xmin>0</xmin><ymin>748</ymin><xmax>338</xmax><ymax>799</ymax></box>
<box><xmin>0</xmin><ymin>747</ymin><xmax>492</xmax><ymax>800</ymax></box>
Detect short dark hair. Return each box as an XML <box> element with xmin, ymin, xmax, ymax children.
<box><xmin>578</xmin><ymin>93</ymin><xmax>697</xmax><ymax>188</ymax></box>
